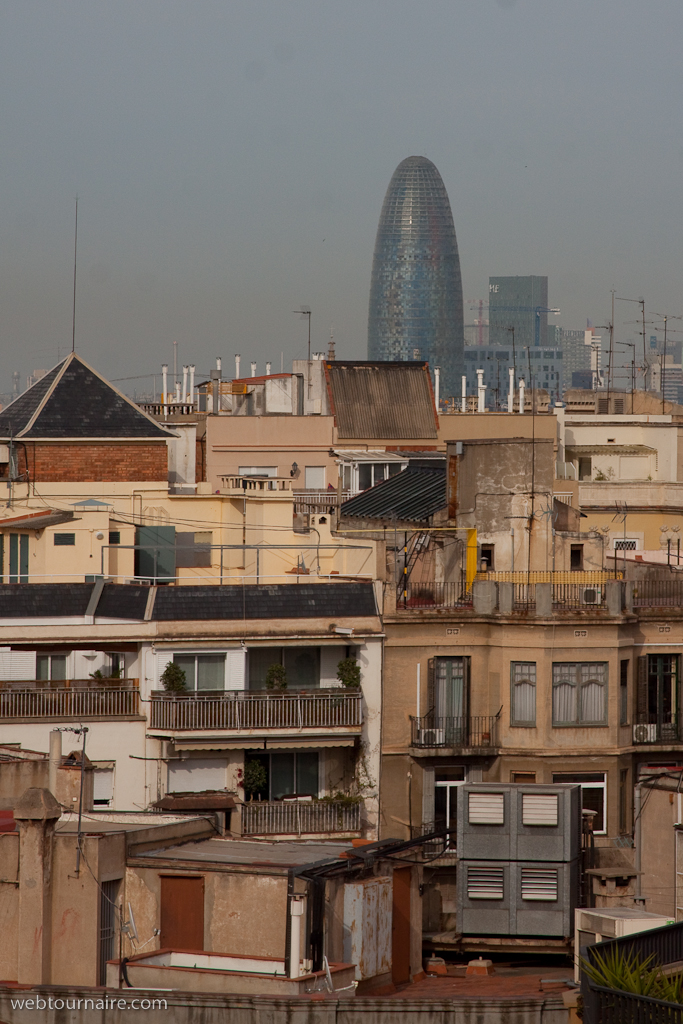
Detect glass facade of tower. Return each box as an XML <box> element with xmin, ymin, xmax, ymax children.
<box><xmin>367</xmin><ymin>156</ymin><xmax>464</xmax><ymax>400</ymax></box>
<box><xmin>488</xmin><ymin>276</ymin><xmax>549</xmax><ymax>350</ymax></box>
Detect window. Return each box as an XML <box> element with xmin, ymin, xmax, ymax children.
<box><xmin>248</xmin><ymin>647</ymin><xmax>321</xmax><ymax>690</ymax></box>
<box><xmin>511</xmin><ymin>771</ymin><xmax>536</xmax><ymax>783</ymax></box>
<box><xmin>552</xmin><ymin>663</ymin><xmax>607</xmax><ymax>726</ymax></box>
<box><xmin>168</xmin><ymin>757</ymin><xmax>228</xmax><ymax>793</ymax></box>
<box><xmin>511</xmin><ymin>663</ymin><xmax>536</xmax><ymax>726</ymax></box>
<box><xmin>480</xmin><ymin>545</ymin><xmax>494</xmax><ymax>570</ymax></box>
<box><xmin>522</xmin><ymin>793</ymin><xmax>558</xmax><ymax>826</ymax></box>
<box><xmin>9</xmin><ymin>533</ymin><xmax>28</xmax><ymax>583</ymax></box>
<box><xmin>434</xmin><ymin>768</ymin><xmax>465</xmax><ymax>831</ymax></box>
<box><xmin>614</xmin><ymin>539</ymin><xmax>637</xmax><ymax>551</ymax></box>
<box><xmin>620</xmin><ymin>660</ymin><xmax>629</xmax><ymax>726</ymax></box>
<box><xmin>553</xmin><ymin>772</ymin><xmax>607</xmax><ymax>834</ymax></box>
<box><xmin>641</xmin><ymin>655</ymin><xmax>679</xmax><ymax>733</ymax></box>
<box><xmin>468</xmin><ymin>791</ymin><xmax>504</xmax><ymax>824</ymax></box>
<box><xmin>304</xmin><ymin>466</ymin><xmax>325</xmax><ymax>490</ymax></box>
<box><xmin>36</xmin><ymin>654</ymin><xmax>67</xmax><ymax>682</ymax></box>
<box><xmin>173</xmin><ymin>654</ymin><xmax>225</xmax><ymax>691</ymax></box>
<box><xmin>619</xmin><ymin>768</ymin><xmax>629</xmax><ymax>833</ymax></box>
<box><xmin>247</xmin><ymin>751</ymin><xmax>319</xmax><ymax>800</ymax></box>
<box><xmin>357</xmin><ymin>462</ymin><xmax>402</xmax><ymax>491</ymax></box>
<box><xmin>570</xmin><ymin>544</ymin><xmax>583</xmax><ymax>571</ymax></box>
<box><xmin>238</xmin><ymin>466</ymin><xmax>277</xmax><ymax>477</ymax></box>
<box><xmin>108</xmin><ymin>531</ymin><xmax>121</xmax><ymax>545</ymax></box>
<box><xmin>98</xmin><ymin>879</ymin><xmax>120</xmax><ymax>984</ymax></box>
<box><xmin>521</xmin><ymin>868</ymin><xmax>558</xmax><ymax>901</ymax></box>
<box><xmin>93</xmin><ymin>766</ymin><xmax>114</xmax><ymax>807</ymax></box>
<box><xmin>578</xmin><ymin>458</ymin><xmax>592</xmax><ymax>481</ymax></box>
<box><xmin>467</xmin><ymin>866</ymin><xmax>504</xmax><ymax>899</ymax></box>
<box><xmin>54</xmin><ymin>533</ymin><xmax>75</xmax><ymax>546</ymax></box>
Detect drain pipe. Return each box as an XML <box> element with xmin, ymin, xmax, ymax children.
<box><xmin>289</xmin><ymin>896</ymin><xmax>305</xmax><ymax>978</ymax></box>
<box><xmin>634</xmin><ymin>780</ymin><xmax>643</xmax><ymax>899</ymax></box>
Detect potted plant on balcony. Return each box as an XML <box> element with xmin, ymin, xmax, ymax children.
<box><xmin>265</xmin><ymin>663</ymin><xmax>287</xmax><ymax>693</ymax></box>
<box><xmin>161</xmin><ymin>662</ymin><xmax>187</xmax><ymax>694</ymax></box>
<box><xmin>336</xmin><ymin>657</ymin><xmax>361</xmax><ymax>690</ymax></box>
<box><xmin>243</xmin><ymin>759</ymin><xmax>267</xmax><ymax>802</ymax></box>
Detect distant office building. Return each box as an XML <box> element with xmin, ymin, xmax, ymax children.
<box><xmin>464</xmin><ymin>322</ymin><xmax>489</xmax><ymax>347</ymax></box>
<box><xmin>367</xmin><ymin>156</ymin><xmax>464</xmax><ymax>399</ymax></box>
<box><xmin>489</xmin><ymin>276</ymin><xmax>549</xmax><ymax>350</ymax></box>
<box><xmin>548</xmin><ymin>326</ymin><xmax>592</xmax><ymax>394</ymax></box>
<box><xmin>463</xmin><ymin>345</ymin><xmax>563</xmax><ymax>408</ymax></box>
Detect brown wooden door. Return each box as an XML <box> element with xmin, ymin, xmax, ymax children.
<box><xmin>391</xmin><ymin>867</ymin><xmax>411</xmax><ymax>985</ymax></box>
<box><xmin>160</xmin><ymin>876</ymin><xmax>204</xmax><ymax>950</ymax></box>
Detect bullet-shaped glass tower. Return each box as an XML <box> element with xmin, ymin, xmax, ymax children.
<box><xmin>367</xmin><ymin>156</ymin><xmax>464</xmax><ymax>400</ymax></box>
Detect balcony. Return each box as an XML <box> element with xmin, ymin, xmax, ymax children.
<box><xmin>149</xmin><ymin>690</ymin><xmax>363</xmax><ymax>743</ymax></box>
<box><xmin>397</xmin><ymin>582</ymin><xmax>472</xmax><ymax>610</ymax></box>
<box><xmin>241</xmin><ymin>799</ymin><xmax>361</xmax><ymax>836</ymax></box>
<box><xmin>410</xmin><ymin>715</ymin><xmax>500</xmax><ymax>752</ymax></box>
<box><xmin>0</xmin><ymin>682</ymin><xmax>141</xmax><ymax>721</ymax></box>
<box><xmin>632</xmin><ymin>716</ymin><xmax>681</xmax><ymax>745</ymax></box>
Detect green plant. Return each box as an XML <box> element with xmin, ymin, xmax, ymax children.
<box><xmin>337</xmin><ymin>656</ymin><xmax>361</xmax><ymax>689</ymax></box>
<box><xmin>89</xmin><ymin>669</ymin><xmax>105</xmax><ymax>681</ymax></box>
<box><xmin>161</xmin><ymin>661</ymin><xmax>187</xmax><ymax>693</ymax></box>
<box><xmin>265</xmin><ymin>663</ymin><xmax>287</xmax><ymax>691</ymax></box>
<box><xmin>580</xmin><ymin>946</ymin><xmax>683</xmax><ymax>1003</ymax></box>
<box><xmin>318</xmin><ymin>791</ymin><xmax>362</xmax><ymax>807</ymax></box>
<box><xmin>243</xmin><ymin>759</ymin><xmax>267</xmax><ymax>800</ymax></box>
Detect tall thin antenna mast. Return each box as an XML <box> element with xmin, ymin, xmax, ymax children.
<box><xmin>72</xmin><ymin>197</ymin><xmax>78</xmax><ymax>353</ymax></box>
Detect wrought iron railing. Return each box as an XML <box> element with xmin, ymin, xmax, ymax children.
<box><xmin>552</xmin><ymin>583</ymin><xmax>607</xmax><ymax>610</ymax></box>
<box><xmin>410</xmin><ymin>715</ymin><xmax>499</xmax><ymax>749</ymax></box>
<box><xmin>149</xmin><ymin>690</ymin><xmax>363</xmax><ymax>731</ymax></box>
<box><xmin>242</xmin><ymin>800</ymin><xmax>361</xmax><ymax>835</ymax></box>
<box><xmin>632</xmin><ymin>580</ymin><xmax>683</xmax><ymax>608</ymax></box>
<box><xmin>0</xmin><ymin>687</ymin><xmax>141</xmax><ymax>719</ymax></box>
<box><xmin>294</xmin><ymin>490</ymin><xmax>355</xmax><ymax>514</ymax></box>
<box><xmin>582</xmin><ymin>920</ymin><xmax>683</xmax><ymax>1024</ymax></box>
<box><xmin>632</xmin><ymin>715</ymin><xmax>681</xmax><ymax>744</ymax></box>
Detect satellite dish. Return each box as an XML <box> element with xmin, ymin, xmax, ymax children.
<box><xmin>127</xmin><ymin>902</ymin><xmax>139</xmax><ymax>943</ymax></box>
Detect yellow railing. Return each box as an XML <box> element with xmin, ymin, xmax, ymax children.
<box><xmin>475</xmin><ymin>570</ymin><xmax>622</xmax><ymax>584</ymax></box>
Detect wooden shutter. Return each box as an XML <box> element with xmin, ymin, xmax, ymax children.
<box><xmin>637</xmin><ymin>656</ymin><xmax>648</xmax><ymax>720</ymax></box>
<box><xmin>160</xmin><ymin>876</ymin><xmax>204</xmax><ymax>950</ymax></box>
<box><xmin>427</xmin><ymin>658</ymin><xmax>435</xmax><ymax>713</ymax></box>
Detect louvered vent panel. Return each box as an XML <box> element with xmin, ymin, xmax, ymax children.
<box><xmin>468</xmin><ymin>792</ymin><xmax>505</xmax><ymax>824</ymax></box>
<box><xmin>522</xmin><ymin>794</ymin><xmax>559</xmax><ymax>826</ymax></box>
<box><xmin>467</xmin><ymin>867</ymin><xmax>504</xmax><ymax>900</ymax></box>
<box><xmin>521</xmin><ymin>868</ymin><xmax>558</xmax><ymax>901</ymax></box>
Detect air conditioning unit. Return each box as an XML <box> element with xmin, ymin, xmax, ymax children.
<box><xmin>633</xmin><ymin>723</ymin><xmax>658</xmax><ymax>744</ymax></box>
<box><xmin>581</xmin><ymin>587</ymin><xmax>602</xmax><ymax>606</ymax></box>
<box><xmin>418</xmin><ymin>728</ymin><xmax>445</xmax><ymax>747</ymax></box>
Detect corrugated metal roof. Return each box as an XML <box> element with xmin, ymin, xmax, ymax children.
<box><xmin>340</xmin><ymin>466</ymin><xmax>446</xmax><ymax>522</ymax></box>
<box><xmin>325</xmin><ymin>362</ymin><xmax>438</xmax><ymax>439</ymax></box>
<box><xmin>565</xmin><ymin>444</ymin><xmax>656</xmax><ymax>456</ymax></box>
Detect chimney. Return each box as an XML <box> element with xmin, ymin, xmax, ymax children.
<box><xmin>519</xmin><ymin>378</ymin><xmax>526</xmax><ymax>414</ymax></box>
<box><xmin>508</xmin><ymin>367</ymin><xmax>514</xmax><ymax>413</ymax></box>
<box><xmin>461</xmin><ymin>375</ymin><xmax>467</xmax><ymax>413</ymax></box>
<box><xmin>216</xmin><ymin>356</ymin><xmax>222</xmax><ymax>377</ymax></box>
<box><xmin>182</xmin><ymin>365</ymin><xmax>188</xmax><ymax>403</ymax></box>
<box><xmin>235</xmin><ymin>354</ymin><xmax>241</xmax><ymax>379</ymax></box>
<box><xmin>476</xmin><ymin>368</ymin><xmax>486</xmax><ymax>412</ymax></box>
<box><xmin>266</xmin><ymin>361</ymin><xmax>272</xmax><ymax>375</ymax></box>
<box><xmin>189</xmin><ymin>364</ymin><xmax>195</xmax><ymax>405</ymax></box>
<box><xmin>15</xmin><ymin>788</ymin><xmax>61</xmax><ymax>984</ymax></box>
<box><xmin>48</xmin><ymin>730</ymin><xmax>61</xmax><ymax>798</ymax></box>
<box><xmin>434</xmin><ymin>366</ymin><xmax>440</xmax><ymax>410</ymax></box>
<box><xmin>251</xmin><ymin>362</ymin><xmax>257</xmax><ymax>378</ymax></box>
<box><xmin>162</xmin><ymin>364</ymin><xmax>168</xmax><ymax>407</ymax></box>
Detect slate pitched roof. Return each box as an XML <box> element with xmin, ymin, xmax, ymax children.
<box><xmin>325</xmin><ymin>361</ymin><xmax>438</xmax><ymax>439</ymax></box>
<box><xmin>0</xmin><ymin>353</ymin><xmax>172</xmax><ymax>439</ymax></box>
<box><xmin>0</xmin><ymin>584</ymin><xmax>94</xmax><ymax>618</ymax></box>
<box><xmin>340</xmin><ymin>465</ymin><xmax>446</xmax><ymax>522</ymax></box>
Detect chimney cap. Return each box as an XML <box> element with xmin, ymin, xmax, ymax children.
<box><xmin>14</xmin><ymin>787</ymin><xmax>61</xmax><ymax>822</ymax></box>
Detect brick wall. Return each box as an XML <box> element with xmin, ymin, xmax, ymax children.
<box><xmin>19</xmin><ymin>442</ymin><xmax>168</xmax><ymax>482</ymax></box>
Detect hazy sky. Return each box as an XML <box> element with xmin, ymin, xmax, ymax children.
<box><xmin>1</xmin><ymin>1</ymin><xmax>681</xmax><ymax>397</ymax></box>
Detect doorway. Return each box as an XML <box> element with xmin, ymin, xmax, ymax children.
<box><xmin>391</xmin><ymin>867</ymin><xmax>411</xmax><ymax>985</ymax></box>
<box><xmin>160</xmin><ymin>876</ymin><xmax>204</xmax><ymax>950</ymax></box>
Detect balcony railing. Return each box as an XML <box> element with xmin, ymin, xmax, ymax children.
<box><xmin>294</xmin><ymin>490</ymin><xmax>355</xmax><ymax>514</ymax></box>
<box><xmin>0</xmin><ymin>686</ymin><xmax>141</xmax><ymax>720</ymax></box>
<box><xmin>632</xmin><ymin>715</ymin><xmax>681</xmax><ymax>744</ymax></box>
<box><xmin>410</xmin><ymin>715</ymin><xmax>500</xmax><ymax>750</ymax></box>
<box><xmin>397</xmin><ymin>582</ymin><xmax>472</xmax><ymax>610</ymax></box>
<box><xmin>552</xmin><ymin>583</ymin><xmax>607</xmax><ymax>610</ymax></box>
<box><xmin>242</xmin><ymin>799</ymin><xmax>361</xmax><ymax>836</ymax></box>
<box><xmin>149</xmin><ymin>690</ymin><xmax>362</xmax><ymax>732</ymax></box>
<box><xmin>632</xmin><ymin>580</ymin><xmax>683</xmax><ymax>608</ymax></box>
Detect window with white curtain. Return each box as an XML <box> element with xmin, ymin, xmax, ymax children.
<box><xmin>552</xmin><ymin>663</ymin><xmax>607</xmax><ymax>726</ymax></box>
<box><xmin>511</xmin><ymin>663</ymin><xmax>536</xmax><ymax>726</ymax></box>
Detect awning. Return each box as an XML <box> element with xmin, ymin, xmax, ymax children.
<box><xmin>171</xmin><ymin>736</ymin><xmax>357</xmax><ymax>752</ymax></box>
<box><xmin>565</xmin><ymin>444</ymin><xmax>656</xmax><ymax>456</ymax></box>
<box><xmin>0</xmin><ymin>509</ymin><xmax>75</xmax><ymax>531</ymax></box>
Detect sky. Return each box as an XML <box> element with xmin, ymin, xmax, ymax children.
<box><xmin>0</xmin><ymin>0</ymin><xmax>681</xmax><ymax>398</ymax></box>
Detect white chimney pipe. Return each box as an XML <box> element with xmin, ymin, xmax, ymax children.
<box><xmin>508</xmin><ymin>367</ymin><xmax>514</xmax><ymax>413</ymax></box>
<box><xmin>162</xmin><ymin>364</ymin><xmax>168</xmax><ymax>406</ymax></box>
<box><xmin>250</xmin><ymin>361</ymin><xmax>257</xmax><ymax>378</ymax></box>
<box><xmin>476</xmin><ymin>368</ymin><xmax>486</xmax><ymax>413</ymax></box>
<box><xmin>461</xmin><ymin>375</ymin><xmax>467</xmax><ymax>413</ymax></box>
<box><xmin>216</xmin><ymin>357</ymin><xmax>222</xmax><ymax>376</ymax></box>
<box><xmin>519</xmin><ymin>378</ymin><xmax>526</xmax><ymax>414</ymax></box>
<box><xmin>189</xmin><ymin>365</ymin><xmax>195</xmax><ymax>405</ymax></box>
<box><xmin>289</xmin><ymin>897</ymin><xmax>305</xmax><ymax>979</ymax></box>
<box><xmin>235</xmin><ymin>354</ymin><xmax>241</xmax><ymax>379</ymax></box>
<box><xmin>182</xmin><ymin>365</ymin><xmax>188</xmax><ymax>403</ymax></box>
<box><xmin>434</xmin><ymin>366</ymin><xmax>440</xmax><ymax>410</ymax></box>
<box><xmin>266</xmin><ymin>361</ymin><xmax>272</xmax><ymax>375</ymax></box>
<box><xmin>175</xmin><ymin>382</ymin><xmax>181</xmax><ymax>403</ymax></box>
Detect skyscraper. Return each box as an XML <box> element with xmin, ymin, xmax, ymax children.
<box><xmin>488</xmin><ymin>276</ymin><xmax>549</xmax><ymax>350</ymax></box>
<box><xmin>367</xmin><ymin>156</ymin><xmax>464</xmax><ymax>399</ymax></box>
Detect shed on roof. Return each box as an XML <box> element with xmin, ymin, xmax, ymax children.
<box><xmin>0</xmin><ymin>353</ymin><xmax>174</xmax><ymax>440</ymax></box>
<box><xmin>324</xmin><ymin>362</ymin><xmax>438</xmax><ymax>440</ymax></box>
